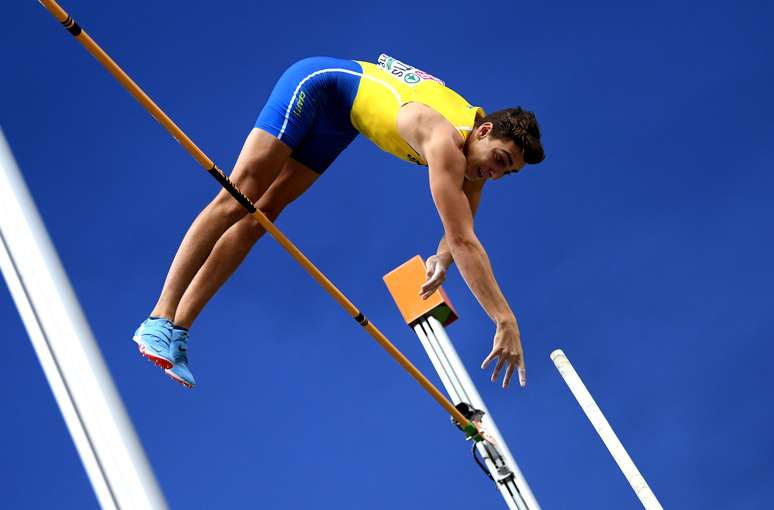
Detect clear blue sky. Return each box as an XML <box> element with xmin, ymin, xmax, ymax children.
<box><xmin>2</xmin><ymin>1</ymin><xmax>772</xmax><ymax>508</ymax></box>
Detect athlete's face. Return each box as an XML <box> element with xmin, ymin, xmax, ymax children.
<box><xmin>463</xmin><ymin>123</ymin><xmax>525</xmax><ymax>182</ymax></box>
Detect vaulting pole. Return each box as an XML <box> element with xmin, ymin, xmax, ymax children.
<box><xmin>37</xmin><ymin>0</ymin><xmax>473</xmax><ymax>431</ymax></box>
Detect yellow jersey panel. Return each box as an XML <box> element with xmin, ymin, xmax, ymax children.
<box><xmin>350</xmin><ymin>55</ymin><xmax>485</xmax><ymax>166</ymax></box>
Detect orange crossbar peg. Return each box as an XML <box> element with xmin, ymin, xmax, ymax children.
<box><xmin>383</xmin><ymin>256</ymin><xmax>458</xmax><ymax>327</ymax></box>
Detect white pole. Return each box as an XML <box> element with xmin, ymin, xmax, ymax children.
<box><xmin>550</xmin><ymin>349</ymin><xmax>663</xmax><ymax>510</ymax></box>
<box><xmin>0</xmin><ymin>127</ymin><xmax>168</xmax><ymax>510</ymax></box>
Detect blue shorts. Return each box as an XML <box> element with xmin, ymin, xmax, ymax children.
<box><xmin>255</xmin><ymin>57</ymin><xmax>362</xmax><ymax>174</ymax></box>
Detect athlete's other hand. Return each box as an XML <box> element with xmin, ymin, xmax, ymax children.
<box><xmin>481</xmin><ymin>321</ymin><xmax>526</xmax><ymax>389</ymax></box>
<box><xmin>420</xmin><ymin>253</ymin><xmax>452</xmax><ymax>300</ymax></box>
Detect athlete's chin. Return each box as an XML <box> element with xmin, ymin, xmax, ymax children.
<box><xmin>464</xmin><ymin>167</ymin><xmax>481</xmax><ymax>182</ymax></box>
<box><xmin>471</xmin><ymin>168</ymin><xmax>486</xmax><ymax>182</ymax></box>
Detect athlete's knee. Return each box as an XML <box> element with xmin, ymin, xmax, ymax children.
<box><xmin>256</xmin><ymin>202</ymin><xmax>284</xmax><ymax>223</ymax></box>
<box><xmin>208</xmin><ymin>190</ymin><xmax>250</xmax><ymax>224</ymax></box>
<box><xmin>255</xmin><ymin>191</ymin><xmax>294</xmax><ymax>222</ymax></box>
<box><xmin>236</xmin><ymin>206</ymin><xmax>281</xmax><ymax>243</ymax></box>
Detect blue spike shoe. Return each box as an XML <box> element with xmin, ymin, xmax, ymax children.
<box><xmin>165</xmin><ymin>328</ymin><xmax>196</xmax><ymax>389</ymax></box>
<box><xmin>132</xmin><ymin>317</ymin><xmax>174</xmax><ymax>370</ymax></box>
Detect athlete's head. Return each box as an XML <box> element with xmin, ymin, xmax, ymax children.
<box><xmin>463</xmin><ymin>107</ymin><xmax>545</xmax><ymax>182</ymax></box>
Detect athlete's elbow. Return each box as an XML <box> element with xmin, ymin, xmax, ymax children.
<box><xmin>446</xmin><ymin>231</ymin><xmax>479</xmax><ymax>251</ymax></box>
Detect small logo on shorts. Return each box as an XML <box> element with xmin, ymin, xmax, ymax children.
<box><xmin>293</xmin><ymin>90</ymin><xmax>307</xmax><ymax>118</ymax></box>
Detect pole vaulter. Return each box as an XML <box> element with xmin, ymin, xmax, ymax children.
<box><xmin>37</xmin><ymin>0</ymin><xmax>482</xmax><ymax>438</ymax></box>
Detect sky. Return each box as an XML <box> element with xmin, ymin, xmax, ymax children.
<box><xmin>1</xmin><ymin>1</ymin><xmax>773</xmax><ymax>509</ymax></box>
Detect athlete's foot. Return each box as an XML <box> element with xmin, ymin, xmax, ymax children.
<box><xmin>132</xmin><ymin>317</ymin><xmax>174</xmax><ymax>370</ymax></box>
<box><xmin>165</xmin><ymin>328</ymin><xmax>196</xmax><ymax>389</ymax></box>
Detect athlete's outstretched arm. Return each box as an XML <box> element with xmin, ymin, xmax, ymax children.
<box><xmin>422</xmin><ymin>132</ymin><xmax>526</xmax><ymax>389</ymax></box>
<box><xmin>420</xmin><ymin>178</ymin><xmax>484</xmax><ymax>299</ymax></box>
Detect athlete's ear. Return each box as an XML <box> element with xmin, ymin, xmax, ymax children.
<box><xmin>477</xmin><ymin>122</ymin><xmax>493</xmax><ymax>139</ymax></box>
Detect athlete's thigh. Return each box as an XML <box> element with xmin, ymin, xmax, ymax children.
<box><xmin>214</xmin><ymin>128</ymin><xmax>292</xmax><ymax>205</ymax></box>
<box><xmin>257</xmin><ymin>157</ymin><xmax>320</xmax><ymax>212</ymax></box>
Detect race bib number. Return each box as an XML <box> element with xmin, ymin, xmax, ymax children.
<box><xmin>377</xmin><ymin>54</ymin><xmax>446</xmax><ymax>87</ymax></box>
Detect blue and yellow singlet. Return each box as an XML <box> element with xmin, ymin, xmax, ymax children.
<box><xmin>255</xmin><ymin>55</ymin><xmax>485</xmax><ymax>173</ymax></box>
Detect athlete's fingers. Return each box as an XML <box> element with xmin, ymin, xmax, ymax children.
<box><xmin>420</xmin><ymin>289</ymin><xmax>437</xmax><ymax>300</ymax></box>
<box><xmin>503</xmin><ymin>362</ymin><xmax>516</xmax><ymax>389</ymax></box>
<box><xmin>420</xmin><ymin>275</ymin><xmax>441</xmax><ymax>294</ymax></box>
<box><xmin>420</xmin><ymin>263</ymin><xmax>435</xmax><ymax>293</ymax></box>
<box><xmin>490</xmin><ymin>354</ymin><xmax>508</xmax><ymax>383</ymax></box>
<box><xmin>420</xmin><ymin>276</ymin><xmax>438</xmax><ymax>293</ymax></box>
<box><xmin>481</xmin><ymin>349</ymin><xmax>500</xmax><ymax>370</ymax></box>
<box><xmin>429</xmin><ymin>264</ymin><xmax>443</xmax><ymax>282</ymax></box>
<box><xmin>518</xmin><ymin>356</ymin><xmax>526</xmax><ymax>388</ymax></box>
<box><xmin>420</xmin><ymin>268</ymin><xmax>444</xmax><ymax>299</ymax></box>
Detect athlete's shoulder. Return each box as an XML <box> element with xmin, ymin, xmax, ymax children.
<box><xmin>403</xmin><ymin>103</ymin><xmax>464</xmax><ymax>142</ymax></box>
<box><xmin>398</xmin><ymin>103</ymin><xmax>464</xmax><ymax>160</ymax></box>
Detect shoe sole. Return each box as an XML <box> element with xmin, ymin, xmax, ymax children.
<box><xmin>132</xmin><ymin>334</ymin><xmax>192</xmax><ymax>387</ymax></box>
<box><xmin>133</xmin><ymin>337</ymin><xmax>173</xmax><ymax>370</ymax></box>
<box><xmin>164</xmin><ymin>369</ymin><xmax>194</xmax><ymax>389</ymax></box>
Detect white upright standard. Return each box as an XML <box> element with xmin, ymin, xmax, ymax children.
<box><xmin>414</xmin><ymin>315</ymin><xmax>541</xmax><ymax>510</ymax></box>
<box><xmin>0</xmin><ymin>127</ymin><xmax>168</xmax><ymax>510</ymax></box>
<box><xmin>551</xmin><ymin>349</ymin><xmax>663</xmax><ymax>510</ymax></box>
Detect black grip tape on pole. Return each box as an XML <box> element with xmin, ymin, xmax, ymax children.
<box><xmin>61</xmin><ymin>16</ymin><xmax>82</xmax><ymax>36</ymax></box>
<box><xmin>207</xmin><ymin>165</ymin><xmax>257</xmax><ymax>214</ymax></box>
<box><xmin>354</xmin><ymin>313</ymin><xmax>369</xmax><ymax>327</ymax></box>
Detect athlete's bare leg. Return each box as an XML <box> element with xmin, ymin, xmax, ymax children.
<box><xmin>172</xmin><ymin>159</ymin><xmax>319</xmax><ymax>329</ymax></box>
<box><xmin>150</xmin><ymin>128</ymin><xmax>291</xmax><ymax>321</ymax></box>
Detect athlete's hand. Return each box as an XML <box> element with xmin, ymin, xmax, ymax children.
<box><xmin>420</xmin><ymin>253</ymin><xmax>453</xmax><ymax>300</ymax></box>
<box><xmin>481</xmin><ymin>321</ymin><xmax>526</xmax><ymax>389</ymax></box>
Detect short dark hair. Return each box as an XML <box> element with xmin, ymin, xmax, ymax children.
<box><xmin>474</xmin><ymin>107</ymin><xmax>545</xmax><ymax>164</ymax></box>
